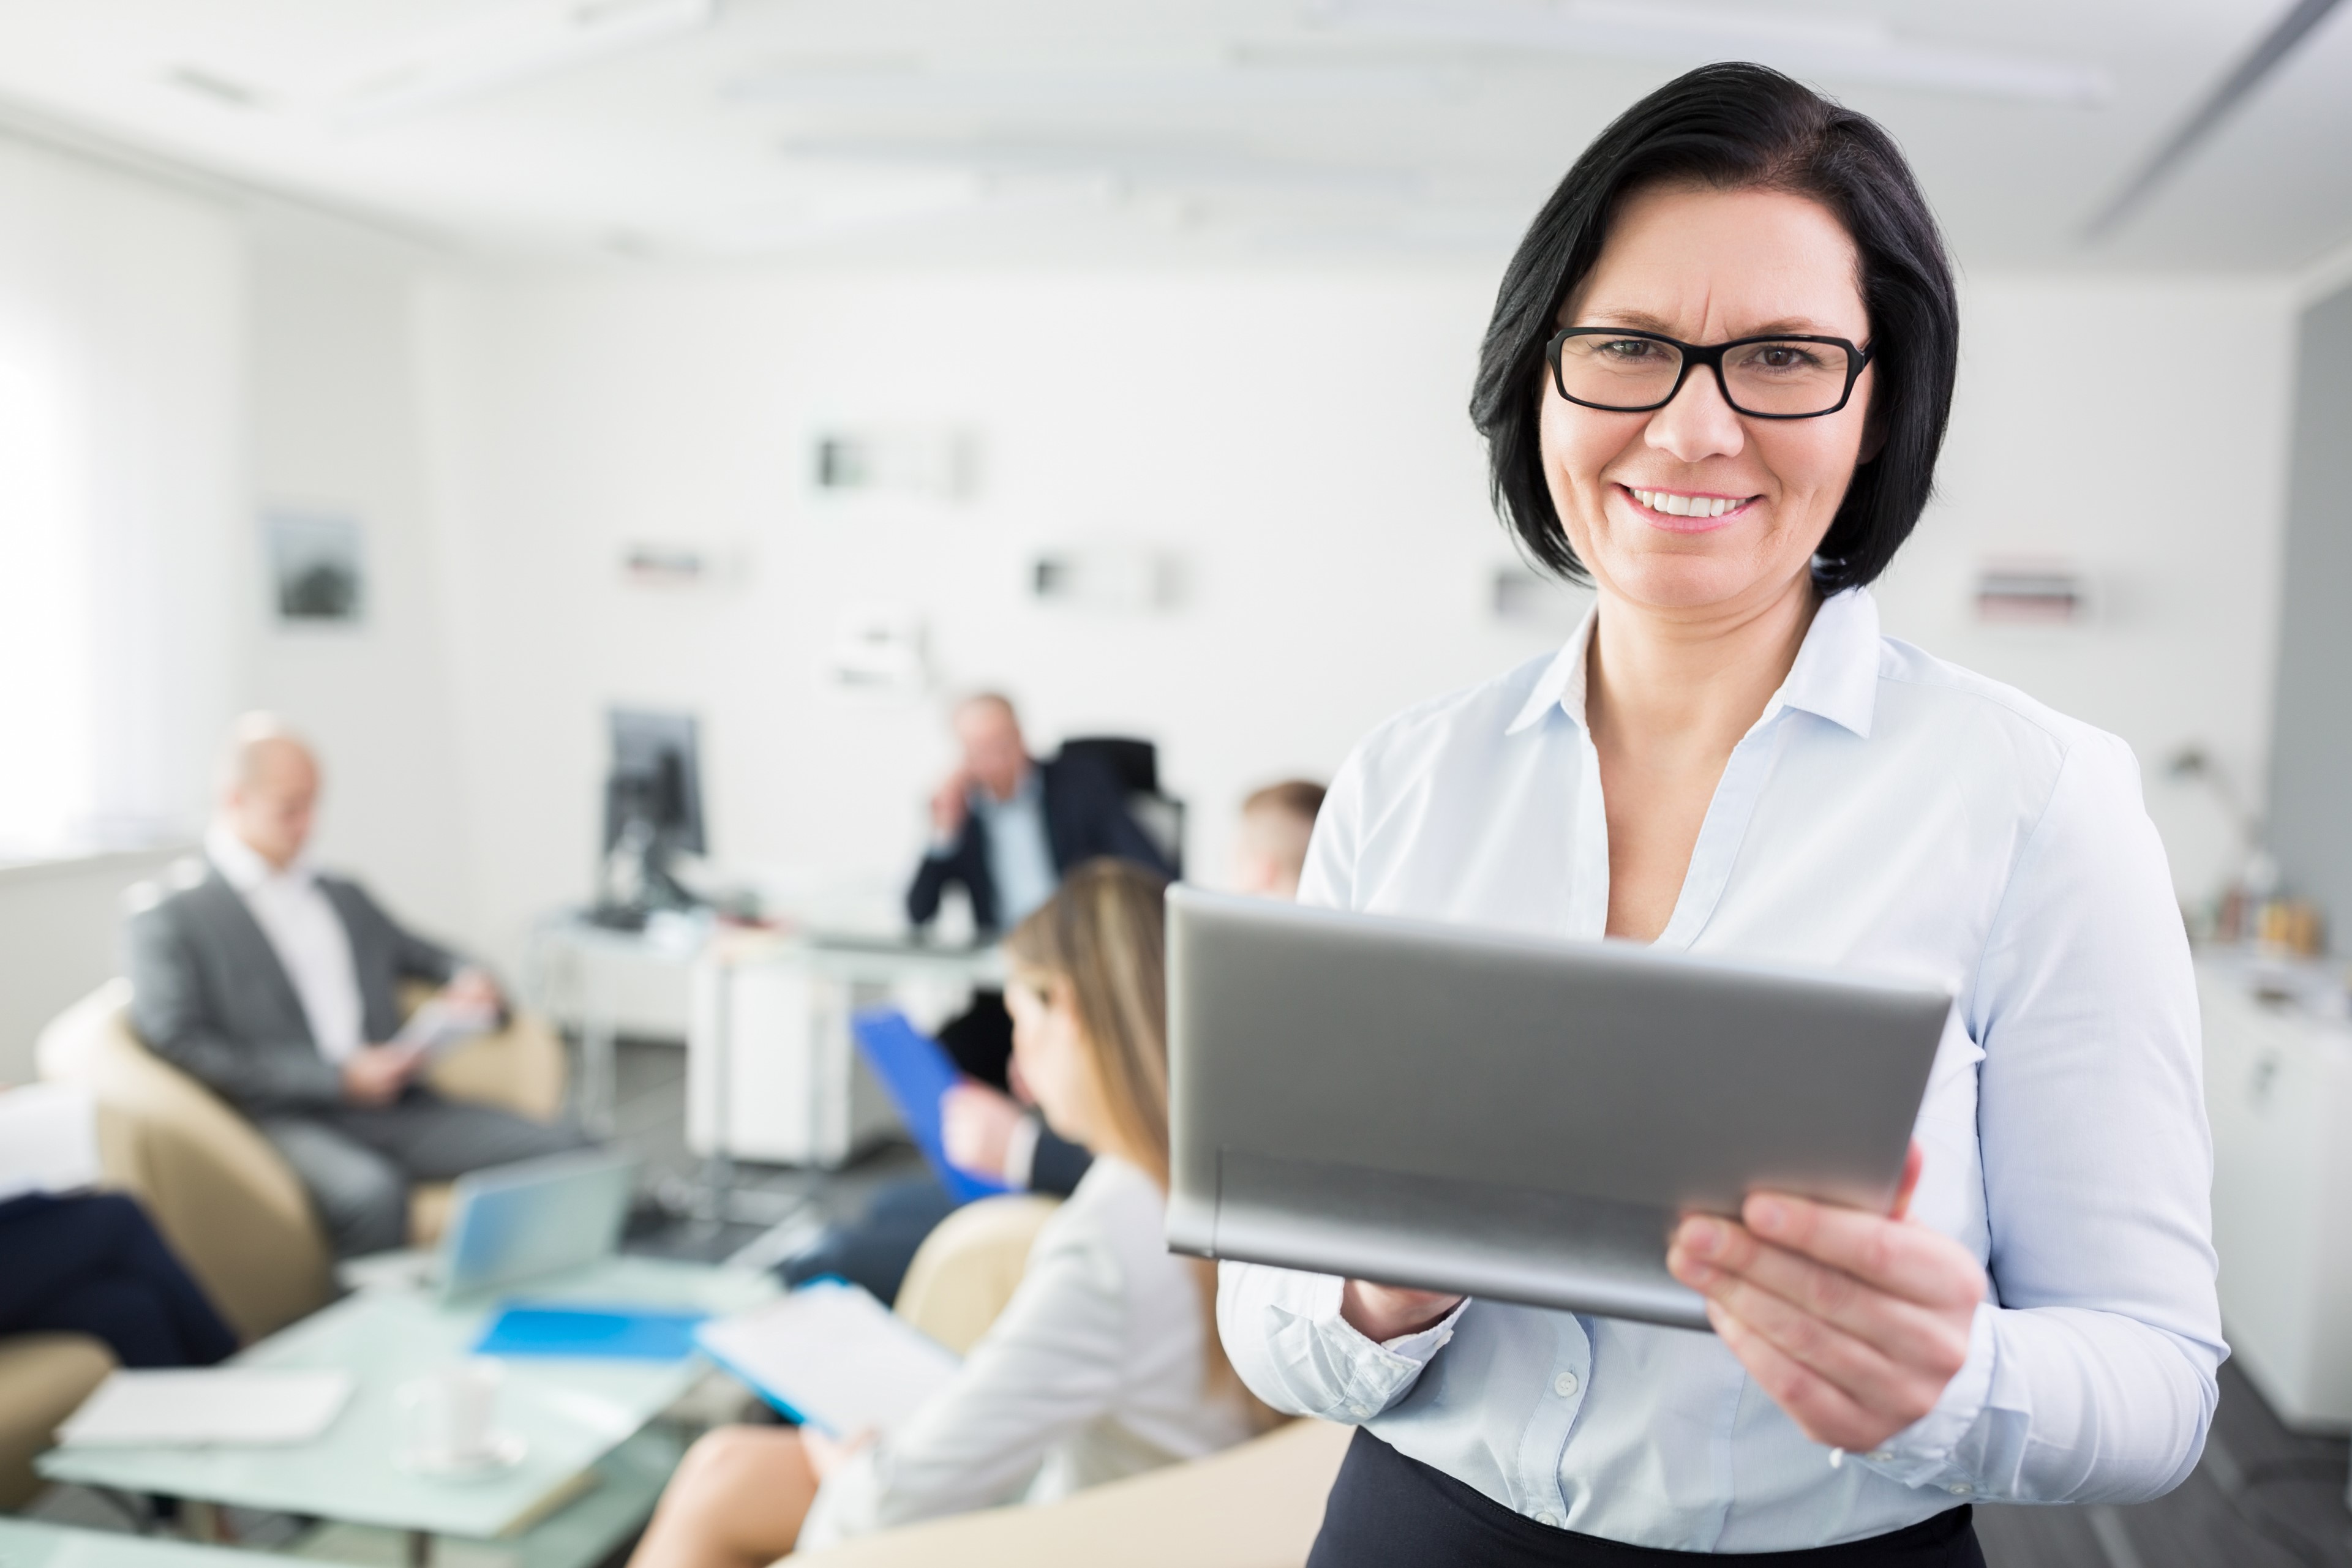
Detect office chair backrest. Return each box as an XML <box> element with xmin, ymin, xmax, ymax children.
<box><xmin>1060</xmin><ymin>737</ymin><xmax>1158</xmax><ymax>795</ymax></box>
<box><xmin>1059</xmin><ymin>737</ymin><xmax>1182</xmax><ymax>877</ymax></box>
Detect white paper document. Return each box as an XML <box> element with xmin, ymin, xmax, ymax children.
<box><xmin>697</xmin><ymin>1281</ymin><xmax>960</xmax><ymax>1436</ymax></box>
<box><xmin>0</xmin><ymin>1084</ymin><xmax>103</xmax><ymax>1201</ymax></box>
<box><xmin>57</xmin><ymin>1369</ymin><xmax>355</xmax><ymax>1447</ymax></box>
<box><xmin>392</xmin><ymin>995</ymin><xmax>497</xmax><ymax>1060</ymax></box>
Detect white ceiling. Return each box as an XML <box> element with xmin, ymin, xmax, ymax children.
<box><xmin>0</xmin><ymin>0</ymin><xmax>2344</xmax><ymax>272</ymax></box>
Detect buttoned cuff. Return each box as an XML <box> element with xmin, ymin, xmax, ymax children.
<box><xmin>1858</xmin><ymin>1299</ymin><xmax>1998</xmax><ymax>1490</ymax></box>
<box><xmin>1275</xmin><ymin>1274</ymin><xmax>1463</xmax><ymax>1423</ymax></box>
<box><xmin>1000</xmin><ymin>1113</ymin><xmax>1043</xmax><ymax>1191</ymax></box>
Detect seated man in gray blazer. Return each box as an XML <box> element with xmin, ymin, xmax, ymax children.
<box><xmin>126</xmin><ymin>716</ymin><xmax>590</xmax><ymax>1257</ymax></box>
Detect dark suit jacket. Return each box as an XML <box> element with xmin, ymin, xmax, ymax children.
<box><xmin>124</xmin><ymin>860</ymin><xmax>462</xmax><ymax>1117</ymax></box>
<box><xmin>906</xmin><ymin>751</ymin><xmax>1172</xmax><ymax>932</ymax></box>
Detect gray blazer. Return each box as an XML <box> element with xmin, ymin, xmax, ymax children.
<box><xmin>124</xmin><ymin>860</ymin><xmax>462</xmax><ymax>1117</ymax></box>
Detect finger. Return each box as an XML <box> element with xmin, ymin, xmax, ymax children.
<box><xmin>1670</xmin><ymin>1220</ymin><xmax>1973</xmax><ymax>1368</ymax></box>
<box><xmin>1706</xmin><ymin>1300</ymin><xmax>1892</xmax><ymax>1452</ymax></box>
<box><xmin>1739</xmin><ymin>1194</ymin><xmax>1982</xmax><ymax>1305</ymax></box>
<box><xmin>1684</xmin><ymin>1258</ymin><xmax>1958</xmax><ymax>1430</ymax></box>
<box><xmin>1890</xmin><ymin>1142</ymin><xmax>1924</xmax><ymax>1221</ymax></box>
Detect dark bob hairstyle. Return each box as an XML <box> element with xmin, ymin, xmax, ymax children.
<box><xmin>1470</xmin><ymin>62</ymin><xmax>1959</xmax><ymax>593</ymax></box>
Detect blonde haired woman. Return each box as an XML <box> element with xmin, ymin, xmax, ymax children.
<box><xmin>629</xmin><ymin>859</ymin><xmax>1260</xmax><ymax>1568</ymax></box>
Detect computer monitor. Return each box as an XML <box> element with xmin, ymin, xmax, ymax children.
<box><xmin>601</xmin><ymin>708</ymin><xmax>704</xmax><ymax>913</ymax></box>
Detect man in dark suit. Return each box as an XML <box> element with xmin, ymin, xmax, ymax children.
<box><xmin>125</xmin><ymin>717</ymin><xmax>589</xmax><ymax>1258</ymax></box>
<box><xmin>907</xmin><ymin>692</ymin><xmax>1171</xmax><ymax>937</ymax></box>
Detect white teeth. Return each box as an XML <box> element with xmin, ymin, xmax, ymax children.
<box><xmin>1631</xmin><ymin>487</ymin><xmax>1744</xmax><ymax>518</ymax></box>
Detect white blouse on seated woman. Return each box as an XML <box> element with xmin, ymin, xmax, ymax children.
<box><xmin>800</xmin><ymin>1154</ymin><xmax>1257</xmax><ymax>1548</ymax></box>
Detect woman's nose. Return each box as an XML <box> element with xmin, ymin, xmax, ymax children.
<box><xmin>1644</xmin><ymin>364</ymin><xmax>1746</xmax><ymax>464</ymax></box>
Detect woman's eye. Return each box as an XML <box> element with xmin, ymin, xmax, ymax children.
<box><xmin>1599</xmin><ymin>339</ymin><xmax>1665</xmax><ymax>361</ymax></box>
<box><xmin>1748</xmin><ymin>345</ymin><xmax>1824</xmax><ymax>372</ymax></box>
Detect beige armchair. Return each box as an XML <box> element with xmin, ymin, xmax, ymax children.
<box><xmin>34</xmin><ymin>978</ymin><xmax>569</xmax><ymax>1338</ymax></box>
<box><xmin>800</xmin><ymin>1193</ymin><xmax>1351</xmax><ymax>1568</ymax></box>
<box><xmin>1</xmin><ymin>980</ymin><xmax>569</xmax><ymax>1508</ymax></box>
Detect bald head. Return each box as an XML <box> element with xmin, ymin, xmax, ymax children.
<box><xmin>219</xmin><ymin>715</ymin><xmax>320</xmax><ymax>869</ymax></box>
<box><xmin>952</xmin><ymin>692</ymin><xmax>1030</xmax><ymax>803</ymax></box>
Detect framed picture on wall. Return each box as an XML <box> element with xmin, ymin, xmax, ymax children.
<box><xmin>262</xmin><ymin>508</ymin><xmax>366</xmax><ymax>626</ymax></box>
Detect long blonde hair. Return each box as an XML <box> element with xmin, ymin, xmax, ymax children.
<box><xmin>1005</xmin><ymin>860</ymin><xmax>1274</xmax><ymax>1424</ymax></box>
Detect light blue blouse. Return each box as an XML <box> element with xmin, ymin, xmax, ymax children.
<box><xmin>1219</xmin><ymin>587</ymin><xmax>2224</xmax><ymax>1551</ymax></box>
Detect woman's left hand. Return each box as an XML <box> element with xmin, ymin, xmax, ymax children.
<box><xmin>1665</xmin><ymin>1144</ymin><xmax>1985</xmax><ymax>1451</ymax></box>
<box><xmin>800</xmin><ymin>1427</ymin><xmax>875</xmax><ymax>1483</ymax></box>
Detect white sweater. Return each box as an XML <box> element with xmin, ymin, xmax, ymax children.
<box><xmin>798</xmin><ymin>1157</ymin><xmax>1256</xmax><ymax>1548</ymax></box>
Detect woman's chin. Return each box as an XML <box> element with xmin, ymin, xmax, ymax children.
<box><xmin>1592</xmin><ymin>546</ymin><xmax>1781</xmax><ymax>613</ymax></box>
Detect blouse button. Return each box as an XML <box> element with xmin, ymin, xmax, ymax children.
<box><xmin>1347</xmin><ymin>1402</ymin><xmax>1372</xmax><ymax>1419</ymax></box>
<box><xmin>1946</xmin><ymin>1482</ymin><xmax>1972</xmax><ymax>1496</ymax></box>
<box><xmin>1552</xmin><ymin>1371</ymin><xmax>1580</xmax><ymax>1398</ymax></box>
<box><xmin>1537</xmin><ymin>1510</ymin><xmax>1565</xmax><ymax>1528</ymax></box>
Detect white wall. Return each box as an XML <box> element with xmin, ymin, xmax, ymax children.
<box><xmin>1874</xmin><ymin>276</ymin><xmax>2296</xmax><ymax>901</ymax></box>
<box><xmin>0</xmin><ymin>850</ymin><xmax>185</xmax><ymax>1082</ymax></box>
<box><xmin>419</xmin><ymin>264</ymin><xmax>2296</xmax><ymax>967</ymax></box>
<box><xmin>242</xmin><ymin>206</ymin><xmax>475</xmax><ymax>945</ymax></box>
<box><xmin>418</xmin><ymin>266</ymin><xmax>1582</xmax><ymax>964</ymax></box>
<box><xmin>0</xmin><ymin>146</ymin><xmax>475</xmax><ymax>1073</ymax></box>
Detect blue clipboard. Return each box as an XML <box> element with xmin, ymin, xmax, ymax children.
<box><xmin>850</xmin><ymin>1007</ymin><xmax>1010</xmax><ymax>1205</ymax></box>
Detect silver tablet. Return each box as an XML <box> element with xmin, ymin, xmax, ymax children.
<box><xmin>1165</xmin><ymin>887</ymin><xmax>1950</xmax><ymax>1330</ymax></box>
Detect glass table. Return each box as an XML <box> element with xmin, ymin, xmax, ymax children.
<box><xmin>0</xmin><ymin>1518</ymin><xmax>287</xmax><ymax>1567</ymax></box>
<box><xmin>37</xmin><ymin>1257</ymin><xmax>778</xmax><ymax>1567</ymax></box>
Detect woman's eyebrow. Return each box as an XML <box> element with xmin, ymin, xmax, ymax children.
<box><xmin>1569</xmin><ymin>309</ymin><xmax>1847</xmax><ymax>337</ymax></box>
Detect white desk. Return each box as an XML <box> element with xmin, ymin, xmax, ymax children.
<box><xmin>525</xmin><ymin>912</ymin><xmax>714</xmax><ymax>1135</ymax></box>
<box><xmin>688</xmin><ymin>932</ymin><xmax>1001</xmax><ymax>1170</ymax></box>
<box><xmin>2199</xmin><ymin>951</ymin><xmax>2352</xmax><ymax>1432</ymax></box>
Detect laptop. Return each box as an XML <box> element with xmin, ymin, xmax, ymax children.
<box><xmin>1164</xmin><ymin>887</ymin><xmax>1950</xmax><ymax>1330</ymax></box>
<box><xmin>850</xmin><ymin>1008</ymin><xmax>1011</xmax><ymax>1206</ymax></box>
<box><xmin>437</xmin><ymin>1149</ymin><xmax>639</xmax><ymax>1302</ymax></box>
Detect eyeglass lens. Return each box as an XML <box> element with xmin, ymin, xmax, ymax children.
<box><xmin>1555</xmin><ymin>334</ymin><xmax>1854</xmax><ymax>416</ymax></box>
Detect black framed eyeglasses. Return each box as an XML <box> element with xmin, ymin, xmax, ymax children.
<box><xmin>1545</xmin><ymin>327</ymin><xmax>1873</xmax><ymax>419</ymax></box>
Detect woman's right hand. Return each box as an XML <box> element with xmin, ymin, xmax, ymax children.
<box><xmin>1342</xmin><ymin>1281</ymin><xmax>1465</xmax><ymax>1342</ymax></box>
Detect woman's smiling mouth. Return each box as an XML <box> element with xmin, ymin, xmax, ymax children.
<box><xmin>1618</xmin><ymin>483</ymin><xmax>1759</xmax><ymax>528</ymax></box>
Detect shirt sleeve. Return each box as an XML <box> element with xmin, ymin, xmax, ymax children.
<box><xmin>1860</xmin><ymin>729</ymin><xmax>2224</xmax><ymax>1504</ymax></box>
<box><xmin>1216</xmin><ymin>1263</ymin><xmax>1465</xmax><ymax>1422</ymax></box>
<box><xmin>798</xmin><ymin>1207</ymin><xmax>1130</xmax><ymax>1543</ymax></box>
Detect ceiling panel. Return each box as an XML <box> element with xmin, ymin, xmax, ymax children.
<box><xmin>0</xmin><ymin>0</ymin><xmax>2339</xmax><ymax>271</ymax></box>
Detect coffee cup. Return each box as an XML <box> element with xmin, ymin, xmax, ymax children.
<box><xmin>398</xmin><ymin>1358</ymin><xmax>504</xmax><ymax>1468</ymax></box>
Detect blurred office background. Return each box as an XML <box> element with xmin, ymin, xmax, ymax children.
<box><xmin>2</xmin><ymin>0</ymin><xmax>2346</xmax><ymax>1052</ymax></box>
<box><xmin>1</xmin><ymin>3</ymin><xmax>2351</xmax><ymax>1556</ymax></box>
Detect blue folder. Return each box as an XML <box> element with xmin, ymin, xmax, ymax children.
<box><xmin>472</xmin><ymin>1304</ymin><xmax>708</xmax><ymax>1360</ymax></box>
<box><xmin>849</xmin><ymin>1007</ymin><xmax>1010</xmax><ymax>1206</ymax></box>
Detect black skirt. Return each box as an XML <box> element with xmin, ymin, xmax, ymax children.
<box><xmin>1308</xmin><ymin>1428</ymin><xmax>1986</xmax><ymax>1567</ymax></box>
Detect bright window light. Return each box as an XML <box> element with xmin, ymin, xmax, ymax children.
<box><xmin>0</xmin><ymin>340</ymin><xmax>95</xmax><ymax>855</ymax></box>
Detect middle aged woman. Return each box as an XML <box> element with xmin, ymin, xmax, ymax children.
<box><xmin>1219</xmin><ymin>62</ymin><xmax>2223</xmax><ymax>1568</ymax></box>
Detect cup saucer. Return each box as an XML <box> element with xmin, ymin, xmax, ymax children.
<box><xmin>396</xmin><ymin>1433</ymin><xmax>528</xmax><ymax>1481</ymax></box>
